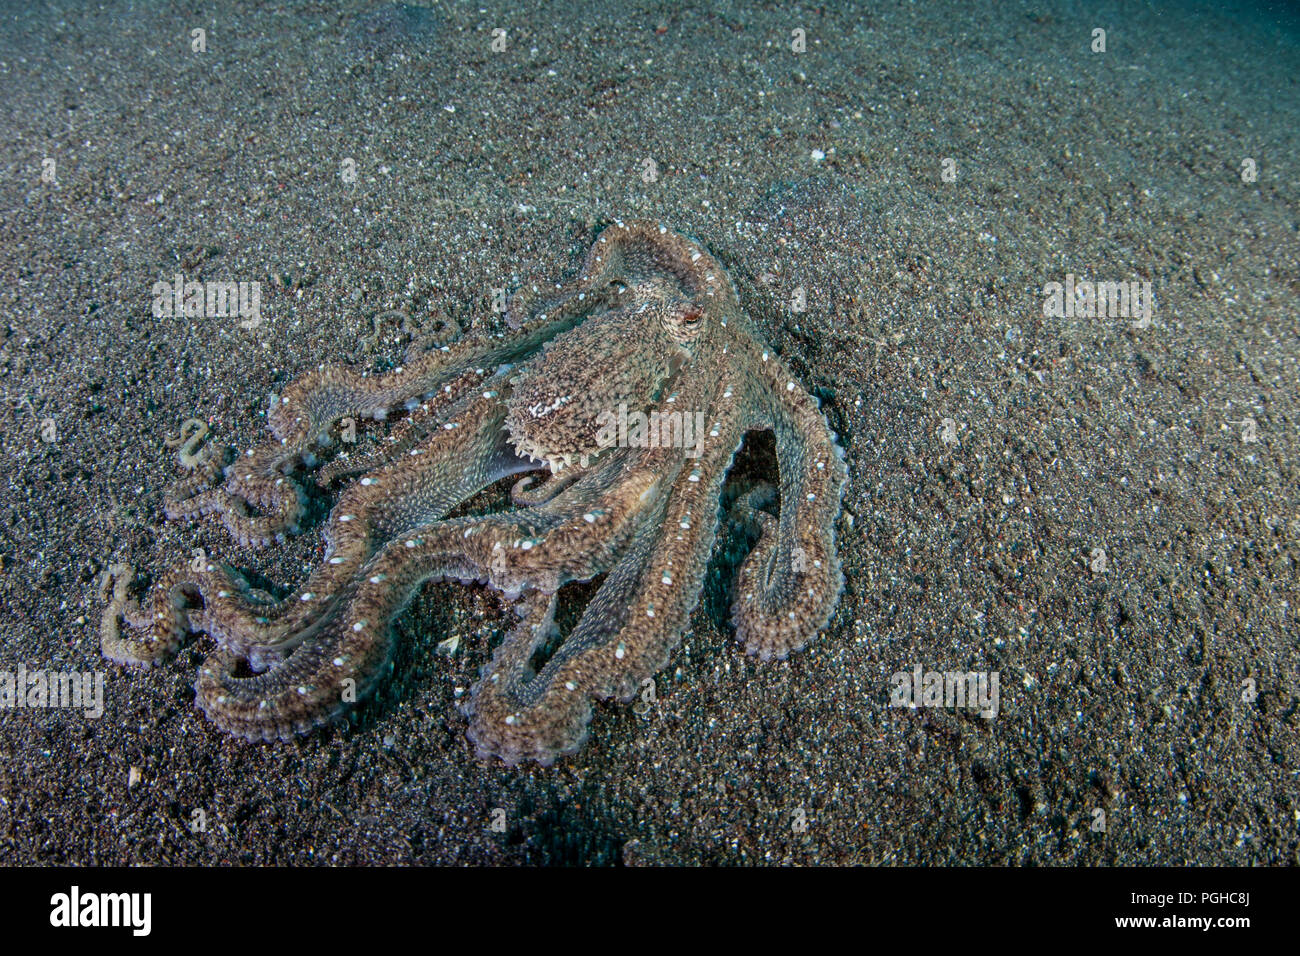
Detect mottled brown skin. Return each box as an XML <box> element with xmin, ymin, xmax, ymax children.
<box><xmin>101</xmin><ymin>221</ymin><xmax>847</xmax><ymax>765</ymax></box>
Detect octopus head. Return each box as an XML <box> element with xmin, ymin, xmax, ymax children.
<box><xmin>505</xmin><ymin>275</ymin><xmax>710</xmax><ymax>472</ymax></box>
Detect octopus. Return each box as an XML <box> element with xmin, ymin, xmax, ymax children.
<box><xmin>101</xmin><ymin>220</ymin><xmax>847</xmax><ymax>765</ymax></box>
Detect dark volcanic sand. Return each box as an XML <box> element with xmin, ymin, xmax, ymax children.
<box><xmin>0</xmin><ymin>0</ymin><xmax>1297</xmax><ymax>864</ymax></box>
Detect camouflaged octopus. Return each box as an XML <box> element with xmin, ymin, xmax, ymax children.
<box><xmin>101</xmin><ymin>220</ymin><xmax>847</xmax><ymax>765</ymax></box>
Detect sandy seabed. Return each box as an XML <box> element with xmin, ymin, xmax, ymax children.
<box><xmin>0</xmin><ymin>0</ymin><xmax>1296</xmax><ymax>864</ymax></box>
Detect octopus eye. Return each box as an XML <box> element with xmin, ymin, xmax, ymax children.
<box><xmin>680</xmin><ymin>307</ymin><xmax>702</xmax><ymax>326</ymax></box>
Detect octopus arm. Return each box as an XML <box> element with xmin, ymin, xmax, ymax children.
<box><xmin>267</xmin><ymin>314</ymin><xmax>587</xmax><ymax>454</ymax></box>
<box><xmin>199</xmin><ymin>453</ymin><xmax>656</xmax><ymax>743</ymax></box>
<box><xmin>466</xmin><ymin>413</ymin><xmax>748</xmax><ymax>764</ymax></box>
<box><xmin>171</xmin><ymin>314</ymin><xmax>590</xmax><ymax>549</ymax></box>
<box><xmin>195</xmin><ymin>516</ymin><xmax>524</xmax><ymax>739</ymax></box>
<box><xmin>102</xmin><ymin>396</ymin><xmax>529</xmax><ymax>667</ymax></box>
<box><xmin>731</xmin><ymin>351</ymin><xmax>848</xmax><ymax>661</ymax></box>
